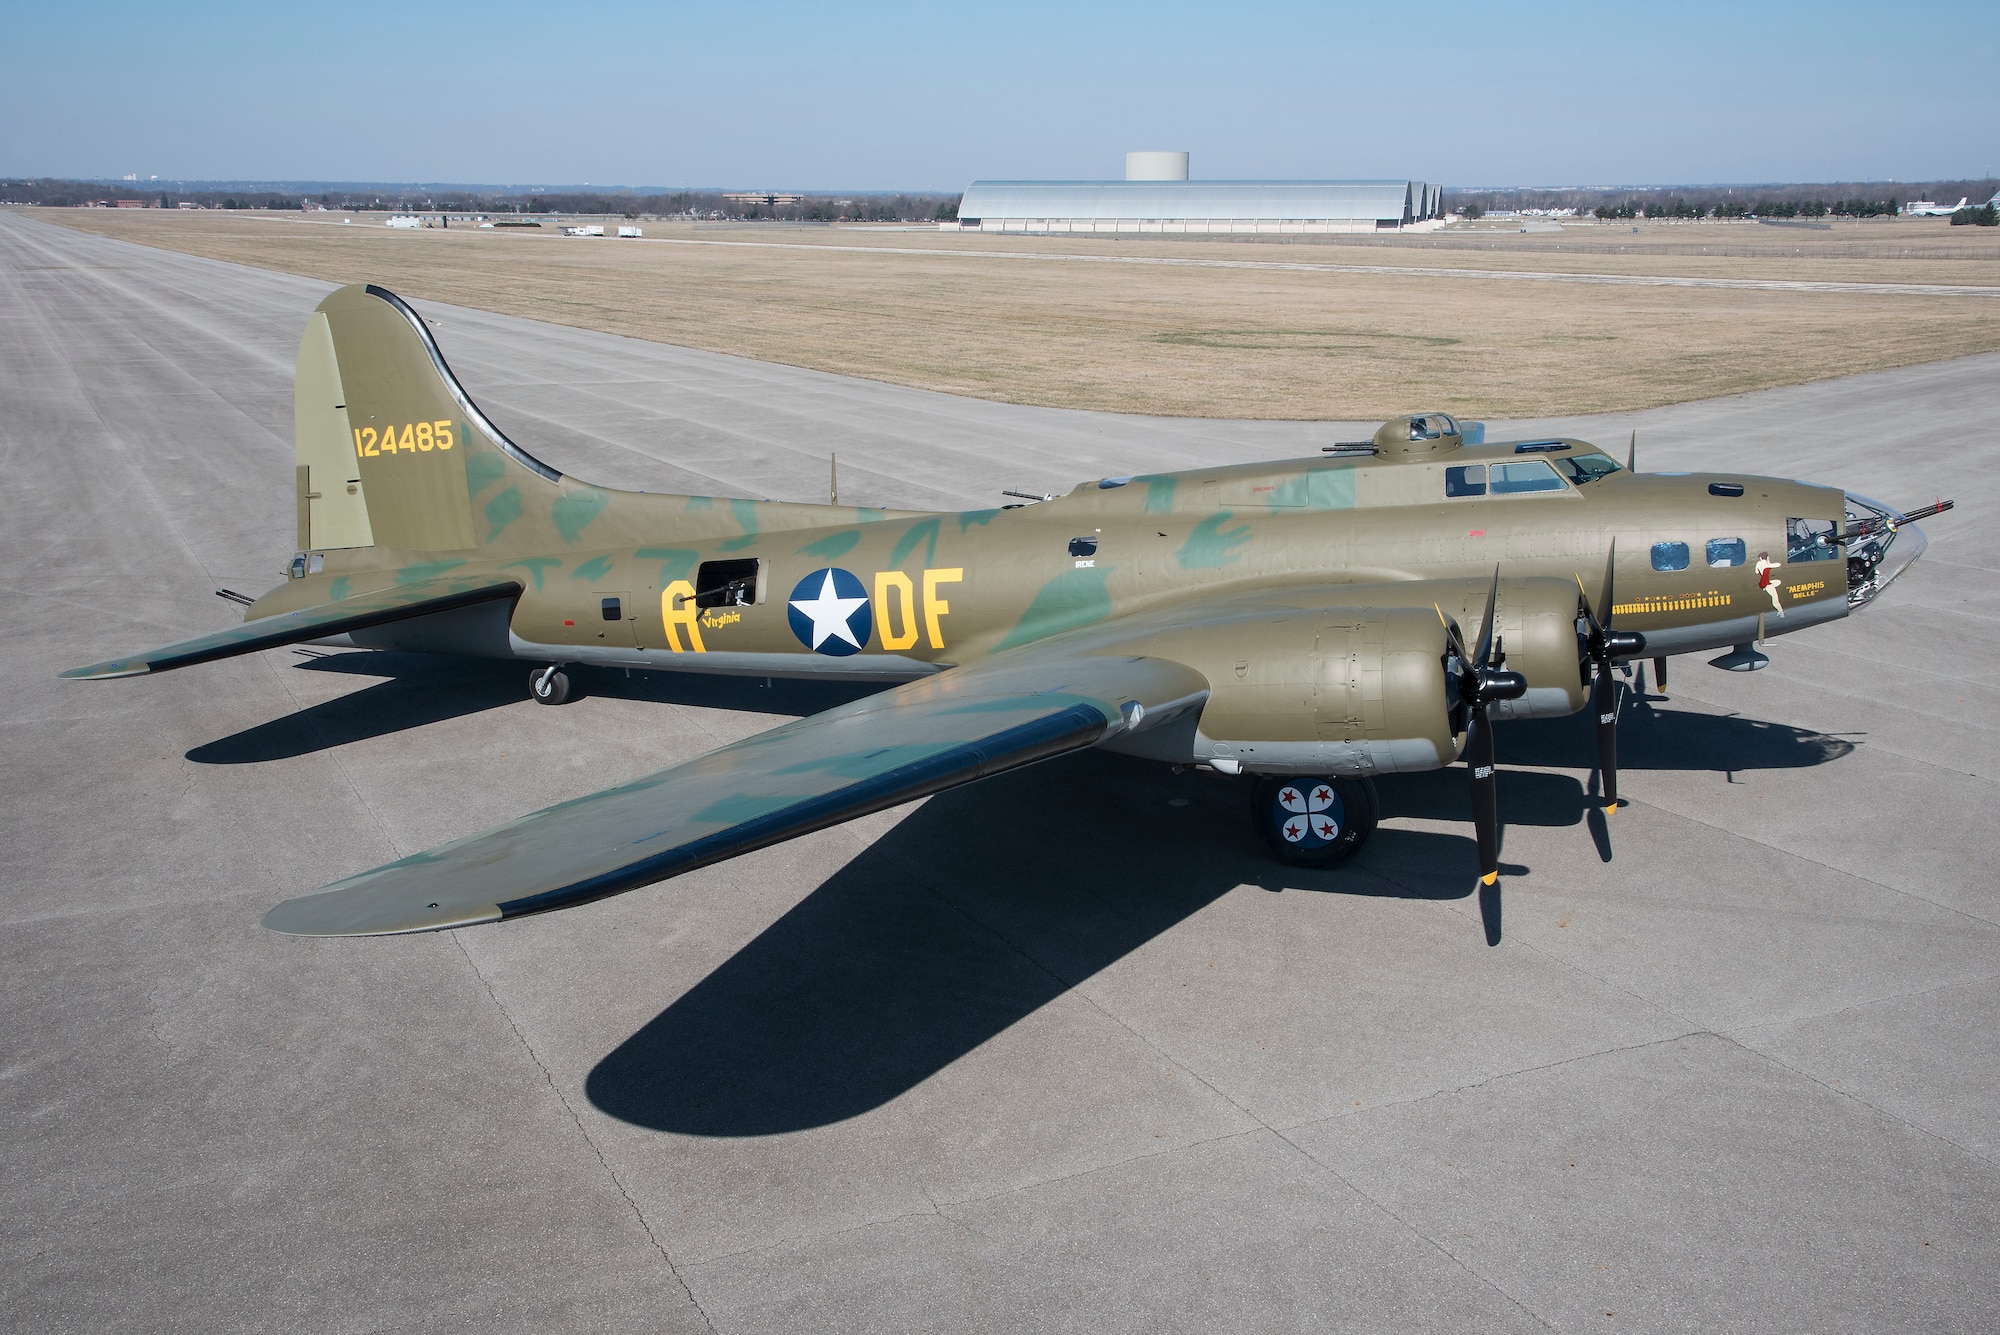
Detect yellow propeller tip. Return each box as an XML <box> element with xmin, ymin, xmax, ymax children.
<box><xmin>1480</xmin><ymin>871</ymin><xmax>1499</xmax><ymax>886</ymax></box>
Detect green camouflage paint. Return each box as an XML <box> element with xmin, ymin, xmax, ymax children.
<box><xmin>1176</xmin><ymin>513</ymin><xmax>1252</xmax><ymax>569</ymax></box>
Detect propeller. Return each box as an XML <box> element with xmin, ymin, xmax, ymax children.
<box><xmin>1438</xmin><ymin>569</ymin><xmax>1528</xmax><ymax>885</ymax></box>
<box><xmin>1626</xmin><ymin>430</ymin><xmax>1637</xmax><ymax>473</ymax></box>
<box><xmin>1575</xmin><ymin>540</ymin><xmax>1648</xmax><ymax>810</ymax></box>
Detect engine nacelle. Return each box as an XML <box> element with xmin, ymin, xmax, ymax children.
<box><xmin>1482</xmin><ymin>576</ymin><xmax>1590</xmax><ymax>722</ymax></box>
<box><xmin>1113</xmin><ymin>605</ymin><xmax>1458</xmax><ymax>777</ymax></box>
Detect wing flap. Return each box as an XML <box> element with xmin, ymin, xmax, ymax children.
<box><xmin>59</xmin><ymin>575</ymin><xmax>522</xmax><ymax>680</ymax></box>
<box><xmin>263</xmin><ymin>653</ymin><xmax>1207</xmax><ymax>936</ymax></box>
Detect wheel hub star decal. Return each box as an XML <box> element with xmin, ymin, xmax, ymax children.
<box><xmin>1275</xmin><ymin>782</ymin><xmax>1342</xmax><ymax>844</ymax></box>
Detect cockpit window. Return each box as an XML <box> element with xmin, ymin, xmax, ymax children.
<box><xmin>1489</xmin><ymin>460</ymin><xmax>1566</xmax><ymax>494</ymax></box>
<box><xmin>1409</xmin><ymin>413</ymin><xmax>1457</xmax><ymax>441</ymax></box>
<box><xmin>1787</xmin><ymin>517</ymin><xmax>1840</xmax><ymax>562</ymax></box>
<box><xmin>1445</xmin><ymin>464</ymin><xmax>1486</xmax><ymax>497</ymax></box>
<box><xmin>1552</xmin><ymin>453</ymin><xmax>1622</xmax><ymax>485</ymax></box>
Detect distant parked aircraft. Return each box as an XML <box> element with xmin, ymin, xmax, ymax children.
<box><xmin>1903</xmin><ymin>198</ymin><xmax>1969</xmax><ymax>217</ymax></box>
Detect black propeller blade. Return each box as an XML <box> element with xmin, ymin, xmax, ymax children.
<box><xmin>1441</xmin><ymin>569</ymin><xmax>1528</xmax><ymax>885</ymax></box>
<box><xmin>1576</xmin><ymin>541</ymin><xmax>1647</xmax><ymax>810</ymax></box>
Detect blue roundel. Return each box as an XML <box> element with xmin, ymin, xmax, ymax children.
<box><xmin>787</xmin><ymin>567</ymin><xmax>872</xmax><ymax>657</ymax></box>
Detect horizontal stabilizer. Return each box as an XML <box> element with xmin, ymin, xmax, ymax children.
<box><xmin>60</xmin><ymin>575</ymin><xmax>522</xmax><ymax>680</ymax></box>
<box><xmin>263</xmin><ymin>652</ymin><xmax>1208</xmax><ymax>936</ymax></box>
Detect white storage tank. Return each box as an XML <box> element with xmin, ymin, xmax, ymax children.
<box><xmin>1125</xmin><ymin>151</ymin><xmax>1189</xmax><ymax>181</ymax></box>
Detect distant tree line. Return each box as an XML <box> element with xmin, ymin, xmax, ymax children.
<box><xmin>0</xmin><ymin>178</ymin><xmax>964</xmax><ymax>223</ymax></box>
<box><xmin>1588</xmin><ymin>196</ymin><xmax>1903</xmax><ymax>220</ymax></box>
<box><xmin>1448</xmin><ymin>179</ymin><xmax>1998</xmax><ymax>221</ymax></box>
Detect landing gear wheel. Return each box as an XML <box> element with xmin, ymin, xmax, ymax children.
<box><xmin>530</xmin><ymin>667</ymin><xmax>571</xmax><ymax>706</ymax></box>
<box><xmin>1252</xmin><ymin>775</ymin><xmax>1377</xmax><ymax>868</ymax></box>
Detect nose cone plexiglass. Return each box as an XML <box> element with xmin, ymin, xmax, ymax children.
<box><xmin>1844</xmin><ymin>491</ymin><xmax>1931</xmax><ymax>609</ymax></box>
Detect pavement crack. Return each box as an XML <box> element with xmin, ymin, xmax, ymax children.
<box><xmin>1714</xmin><ymin>1031</ymin><xmax>1999</xmax><ymax>1170</ymax></box>
<box><xmin>1268</xmin><ymin>1124</ymin><xmax>1559</xmax><ymax>1333</ymax></box>
<box><xmin>1280</xmin><ymin>1031</ymin><xmax>1707</xmax><ymax>1131</ymax></box>
<box><xmin>932</xmin><ymin>1125</ymin><xmax>1270</xmax><ymax>1212</ymax></box>
<box><xmin>1609</xmin><ymin>792</ymin><xmax>2000</xmax><ymax>931</ymax></box>
<box><xmin>691</xmin><ymin>1203</ymin><xmax>948</xmax><ymax>1269</ymax></box>
<box><xmin>450</xmin><ymin>935</ymin><xmax>717</xmax><ymax>1333</ymax></box>
<box><xmin>1725</xmin><ymin>970</ymin><xmax>2000</xmax><ymax>1040</ymax></box>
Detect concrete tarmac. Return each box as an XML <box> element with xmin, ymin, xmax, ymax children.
<box><xmin>3</xmin><ymin>209</ymin><xmax>1995</xmax><ymax>1333</ymax></box>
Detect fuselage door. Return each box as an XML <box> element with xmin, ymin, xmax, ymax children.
<box><xmin>595</xmin><ymin>590</ymin><xmax>637</xmax><ymax>646</ymax></box>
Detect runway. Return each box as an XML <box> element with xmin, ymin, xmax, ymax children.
<box><xmin>3</xmin><ymin>208</ymin><xmax>1995</xmax><ymax>1332</ymax></box>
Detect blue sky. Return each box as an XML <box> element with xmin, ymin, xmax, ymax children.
<box><xmin>5</xmin><ymin>1</ymin><xmax>1996</xmax><ymax>189</ymax></box>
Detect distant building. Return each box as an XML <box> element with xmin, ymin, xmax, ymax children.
<box><xmin>956</xmin><ymin>152</ymin><xmax>1441</xmax><ymax>235</ymax></box>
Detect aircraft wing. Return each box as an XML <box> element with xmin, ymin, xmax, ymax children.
<box><xmin>263</xmin><ymin>649</ymin><xmax>1209</xmax><ymax>936</ymax></box>
<box><xmin>59</xmin><ymin>574</ymin><xmax>523</xmax><ymax>680</ymax></box>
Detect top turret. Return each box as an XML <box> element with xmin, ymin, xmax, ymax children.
<box><xmin>1373</xmin><ymin>413</ymin><xmax>1465</xmax><ymax>459</ymax></box>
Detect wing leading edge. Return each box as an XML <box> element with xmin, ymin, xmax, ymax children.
<box><xmin>263</xmin><ymin>651</ymin><xmax>1208</xmax><ymax>936</ymax></box>
<box><xmin>59</xmin><ymin>574</ymin><xmax>523</xmax><ymax>680</ymax></box>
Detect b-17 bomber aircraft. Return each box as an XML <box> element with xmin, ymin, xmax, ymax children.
<box><xmin>62</xmin><ymin>284</ymin><xmax>1953</xmax><ymax>937</ymax></box>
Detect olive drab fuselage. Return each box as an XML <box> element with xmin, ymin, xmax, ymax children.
<box><xmin>257</xmin><ymin>428</ymin><xmax>1853</xmax><ymax>777</ymax></box>
<box><xmin>61</xmin><ymin>282</ymin><xmax>1944</xmax><ymax>934</ymax></box>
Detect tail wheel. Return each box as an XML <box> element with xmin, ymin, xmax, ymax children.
<box><xmin>1252</xmin><ymin>775</ymin><xmax>1377</xmax><ymax>868</ymax></box>
<box><xmin>530</xmin><ymin>668</ymin><xmax>571</xmax><ymax>706</ymax></box>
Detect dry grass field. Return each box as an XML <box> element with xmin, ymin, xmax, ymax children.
<box><xmin>33</xmin><ymin>207</ymin><xmax>2000</xmax><ymax>418</ymax></box>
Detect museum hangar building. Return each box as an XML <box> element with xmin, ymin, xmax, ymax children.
<box><xmin>956</xmin><ymin>152</ymin><xmax>1443</xmax><ymax>235</ymax></box>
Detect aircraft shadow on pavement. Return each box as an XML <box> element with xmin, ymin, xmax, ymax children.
<box><xmin>1497</xmin><ymin>695</ymin><xmax>1857</xmax><ymax>776</ymax></box>
<box><xmin>586</xmin><ymin>749</ymin><xmax>1487</xmax><ymax>1137</ymax></box>
<box><xmin>584</xmin><ymin>702</ymin><xmax>1858</xmax><ymax>1137</ymax></box>
<box><xmin>185</xmin><ymin>653</ymin><xmax>881</xmax><ymax>764</ymax></box>
<box><xmin>182</xmin><ymin>656</ymin><xmax>1858</xmax><ymax>1131</ymax></box>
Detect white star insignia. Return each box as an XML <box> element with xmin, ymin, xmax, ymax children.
<box><xmin>789</xmin><ymin>570</ymin><xmax>868</xmax><ymax>650</ymax></box>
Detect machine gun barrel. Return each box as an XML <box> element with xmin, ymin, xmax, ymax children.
<box><xmin>1848</xmin><ymin>498</ymin><xmax>1955</xmax><ymax>540</ymax></box>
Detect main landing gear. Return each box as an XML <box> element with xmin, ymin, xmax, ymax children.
<box><xmin>1251</xmin><ymin>775</ymin><xmax>1378</xmax><ymax>868</ymax></box>
<box><xmin>530</xmin><ymin>665</ymin><xmax>571</xmax><ymax>705</ymax></box>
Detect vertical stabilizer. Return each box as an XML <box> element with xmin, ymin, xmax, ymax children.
<box><xmin>299</xmin><ymin>283</ymin><xmax>898</xmax><ymax>561</ymax></box>
<box><xmin>307</xmin><ymin>284</ymin><xmax>566</xmax><ymax>553</ymax></box>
